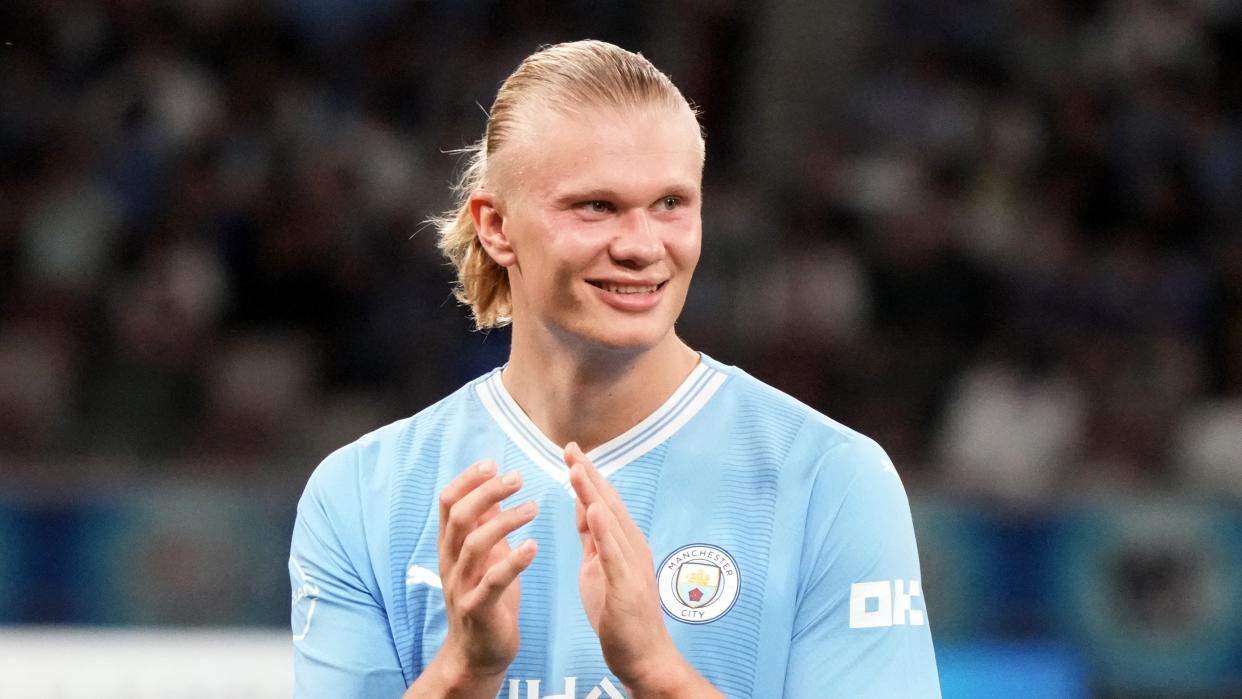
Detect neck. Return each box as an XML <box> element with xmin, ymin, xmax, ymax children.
<box><xmin>502</xmin><ymin>329</ymin><xmax>699</xmax><ymax>453</ymax></box>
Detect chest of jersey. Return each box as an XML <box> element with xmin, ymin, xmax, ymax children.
<box><xmin>399</xmin><ymin>438</ymin><xmax>801</xmax><ymax>698</ymax></box>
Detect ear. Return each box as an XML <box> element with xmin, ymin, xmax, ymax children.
<box><xmin>469</xmin><ymin>190</ymin><xmax>517</xmax><ymax>267</ymax></box>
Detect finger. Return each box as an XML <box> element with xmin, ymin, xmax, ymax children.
<box><xmin>567</xmin><ymin>447</ymin><xmax>643</xmax><ymax>548</ymax></box>
<box><xmin>575</xmin><ymin>498</ymin><xmax>596</xmax><ymax>556</ymax></box>
<box><xmin>566</xmin><ymin>443</ymin><xmax>612</xmax><ymax>513</ymax></box>
<box><xmin>564</xmin><ymin>444</ymin><xmax>589</xmax><ymax>504</ymax></box>
<box><xmin>458</xmin><ymin>501</ymin><xmax>539</xmax><ymax>586</ymax></box>
<box><xmin>472</xmin><ymin>539</ymin><xmax>538</xmax><ymax>610</ymax></box>
<box><xmin>562</xmin><ymin>441</ymin><xmax>583</xmax><ymax>469</ymax></box>
<box><xmin>573</xmin><ymin>463</ymin><xmax>635</xmax><ymax>559</ymax></box>
<box><xmin>575</xmin><ymin>497</ymin><xmax>588</xmax><ymax>534</ymax></box>
<box><xmin>567</xmin><ymin>443</ymin><xmax>628</xmax><ymax>516</ymax></box>
<box><xmin>567</xmin><ymin>452</ymin><xmax>601</xmax><ymax>509</ymax></box>
<box><xmin>569</xmin><ymin>460</ymin><xmax>619</xmax><ymax>546</ymax></box>
<box><xmin>563</xmin><ymin>441</ymin><xmax>594</xmax><ymax>473</ymax></box>
<box><xmin>584</xmin><ymin>464</ymin><xmax>648</xmax><ymax>549</ymax></box>
<box><xmin>439</xmin><ymin>460</ymin><xmax>497</xmax><ymax>531</ymax></box>
<box><xmin>448</xmin><ymin>503</ymin><xmax>503</xmax><ymax>579</ymax></box>
<box><xmin>476</xmin><ymin>502</ymin><xmax>502</xmax><ymax>527</ymax></box>
<box><xmin>441</xmin><ymin>470</ymin><xmax>524</xmax><ymax>563</ymax></box>
<box><xmin>586</xmin><ymin>502</ymin><xmax>628</xmax><ymax>585</ymax></box>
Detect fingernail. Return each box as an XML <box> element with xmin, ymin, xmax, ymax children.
<box><xmin>502</xmin><ymin>471</ymin><xmax>520</xmax><ymax>486</ymax></box>
<box><xmin>520</xmin><ymin>501</ymin><xmax>537</xmax><ymax>514</ymax></box>
<box><xmin>477</xmin><ymin>460</ymin><xmax>495</xmax><ymax>475</ymax></box>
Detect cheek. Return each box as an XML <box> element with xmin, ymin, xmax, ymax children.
<box><xmin>669</xmin><ymin>223</ymin><xmax>702</xmax><ymax>270</ymax></box>
<box><xmin>549</xmin><ymin>234</ymin><xmax>615</xmax><ymax>280</ymax></box>
<box><xmin>540</xmin><ymin>212</ymin><xmax>609</xmax><ymax>253</ymax></box>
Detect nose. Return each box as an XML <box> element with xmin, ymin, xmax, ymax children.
<box><xmin>609</xmin><ymin>208</ymin><xmax>663</xmax><ymax>268</ymax></box>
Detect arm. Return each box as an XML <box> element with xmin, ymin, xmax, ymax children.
<box><xmin>783</xmin><ymin>440</ymin><xmax>941</xmax><ymax>699</ymax></box>
<box><xmin>290</xmin><ymin>451</ymin><xmax>538</xmax><ymax>699</ymax></box>
<box><xmin>565</xmin><ymin>443</ymin><xmax>726</xmax><ymax>699</ymax></box>
<box><xmin>289</xmin><ymin>448</ymin><xmax>407</xmax><ymax>698</ymax></box>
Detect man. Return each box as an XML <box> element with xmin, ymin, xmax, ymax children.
<box><xmin>290</xmin><ymin>40</ymin><xmax>940</xmax><ymax>698</ymax></box>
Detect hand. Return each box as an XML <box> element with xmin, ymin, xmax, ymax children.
<box><xmin>565</xmin><ymin>443</ymin><xmax>719</xmax><ymax>697</ymax></box>
<box><xmin>428</xmin><ymin>460</ymin><xmax>538</xmax><ymax>690</ymax></box>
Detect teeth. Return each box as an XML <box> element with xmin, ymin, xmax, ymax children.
<box><xmin>599</xmin><ymin>283</ymin><xmax>658</xmax><ymax>294</ymax></box>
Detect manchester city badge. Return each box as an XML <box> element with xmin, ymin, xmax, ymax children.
<box><xmin>658</xmin><ymin>544</ymin><xmax>740</xmax><ymax>624</ymax></box>
<box><xmin>676</xmin><ymin>562</ymin><xmax>721</xmax><ymax>608</ymax></box>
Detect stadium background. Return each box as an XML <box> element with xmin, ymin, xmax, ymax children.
<box><xmin>1</xmin><ymin>0</ymin><xmax>1240</xmax><ymax>697</ymax></box>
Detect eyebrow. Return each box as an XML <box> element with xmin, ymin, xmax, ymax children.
<box><xmin>551</xmin><ymin>183</ymin><xmax>700</xmax><ymax>207</ymax></box>
<box><xmin>552</xmin><ymin>189</ymin><xmax>615</xmax><ymax>206</ymax></box>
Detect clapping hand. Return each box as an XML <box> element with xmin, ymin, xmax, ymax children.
<box><xmin>565</xmin><ymin>443</ymin><xmax>723</xmax><ymax>698</ymax></box>
<box><xmin>409</xmin><ymin>461</ymin><xmax>538</xmax><ymax>698</ymax></box>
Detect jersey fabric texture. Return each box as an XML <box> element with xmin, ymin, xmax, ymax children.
<box><xmin>289</xmin><ymin>354</ymin><xmax>941</xmax><ymax>698</ymax></box>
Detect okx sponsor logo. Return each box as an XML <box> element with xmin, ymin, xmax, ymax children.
<box><xmin>849</xmin><ymin>579</ymin><xmax>926</xmax><ymax>629</ymax></box>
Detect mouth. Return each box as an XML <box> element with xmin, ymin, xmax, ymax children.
<box><xmin>586</xmin><ymin>280</ymin><xmax>668</xmax><ymax>295</ymax></box>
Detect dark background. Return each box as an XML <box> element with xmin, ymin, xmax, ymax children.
<box><xmin>1</xmin><ymin>1</ymin><xmax>1240</xmax><ymax>697</ymax></box>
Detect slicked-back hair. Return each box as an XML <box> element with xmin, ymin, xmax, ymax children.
<box><xmin>432</xmin><ymin>40</ymin><xmax>701</xmax><ymax>329</ymax></box>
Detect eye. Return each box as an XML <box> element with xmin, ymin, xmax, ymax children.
<box><xmin>659</xmin><ymin>196</ymin><xmax>681</xmax><ymax>211</ymax></box>
<box><xmin>580</xmin><ymin>200</ymin><xmax>615</xmax><ymax>214</ymax></box>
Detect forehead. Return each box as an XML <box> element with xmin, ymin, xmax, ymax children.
<box><xmin>498</xmin><ymin>102</ymin><xmax>704</xmax><ymax>199</ymax></box>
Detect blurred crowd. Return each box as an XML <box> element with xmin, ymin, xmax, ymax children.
<box><xmin>2</xmin><ymin>0</ymin><xmax>1240</xmax><ymax>507</ymax></box>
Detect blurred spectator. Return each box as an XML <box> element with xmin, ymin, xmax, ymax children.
<box><xmin>0</xmin><ymin>321</ymin><xmax>78</xmax><ymax>455</ymax></box>
<box><xmin>935</xmin><ymin>360</ymin><xmax>1086</xmax><ymax>507</ymax></box>
<box><xmin>1172</xmin><ymin>399</ymin><xmax>1242</xmax><ymax>499</ymax></box>
<box><xmin>0</xmin><ymin>0</ymin><xmax>1236</xmax><ymax>510</ymax></box>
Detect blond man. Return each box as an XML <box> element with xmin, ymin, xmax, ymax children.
<box><xmin>290</xmin><ymin>40</ymin><xmax>940</xmax><ymax>698</ymax></box>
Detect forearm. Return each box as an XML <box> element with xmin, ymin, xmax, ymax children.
<box><xmin>402</xmin><ymin>651</ymin><xmax>507</xmax><ymax>699</ymax></box>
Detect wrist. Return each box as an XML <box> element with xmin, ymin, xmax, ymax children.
<box><xmin>619</xmin><ymin>645</ymin><xmax>699</xmax><ymax>699</ymax></box>
<box><xmin>415</xmin><ymin>645</ymin><xmax>508</xmax><ymax>699</ymax></box>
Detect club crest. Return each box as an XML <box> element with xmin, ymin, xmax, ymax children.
<box><xmin>675</xmin><ymin>562</ymin><xmax>721</xmax><ymax>608</ymax></box>
<box><xmin>658</xmin><ymin>544</ymin><xmax>740</xmax><ymax>624</ymax></box>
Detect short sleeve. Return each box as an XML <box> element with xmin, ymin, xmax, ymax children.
<box><xmin>289</xmin><ymin>447</ymin><xmax>408</xmax><ymax>698</ymax></box>
<box><xmin>784</xmin><ymin>437</ymin><xmax>941</xmax><ymax>698</ymax></box>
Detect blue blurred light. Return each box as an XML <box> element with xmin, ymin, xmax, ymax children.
<box><xmin>937</xmin><ymin>641</ymin><xmax>1087</xmax><ymax>699</ymax></box>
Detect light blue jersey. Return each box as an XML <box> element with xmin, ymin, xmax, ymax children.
<box><xmin>290</xmin><ymin>354</ymin><xmax>940</xmax><ymax>698</ymax></box>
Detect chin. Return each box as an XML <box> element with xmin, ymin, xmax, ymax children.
<box><xmin>565</xmin><ymin>319</ymin><xmax>673</xmax><ymax>355</ymax></box>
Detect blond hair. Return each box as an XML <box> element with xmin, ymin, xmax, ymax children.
<box><xmin>433</xmin><ymin>40</ymin><xmax>700</xmax><ymax>329</ymax></box>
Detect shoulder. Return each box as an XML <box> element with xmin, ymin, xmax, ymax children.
<box><xmin>291</xmin><ymin>373</ymin><xmax>498</xmax><ymax>592</ymax></box>
<box><xmin>299</xmin><ymin>372</ymin><xmax>495</xmax><ymax>509</ymax></box>
<box><xmin>702</xmin><ymin>353</ymin><xmax>895</xmax><ymax>482</ymax></box>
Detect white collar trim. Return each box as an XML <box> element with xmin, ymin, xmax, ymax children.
<box><xmin>474</xmin><ymin>359</ymin><xmax>727</xmax><ymax>489</ymax></box>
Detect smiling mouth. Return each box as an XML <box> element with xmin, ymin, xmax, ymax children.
<box><xmin>587</xmin><ymin>281</ymin><xmax>667</xmax><ymax>294</ymax></box>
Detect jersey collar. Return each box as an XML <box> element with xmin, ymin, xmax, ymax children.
<box><xmin>474</xmin><ymin>357</ymin><xmax>727</xmax><ymax>489</ymax></box>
